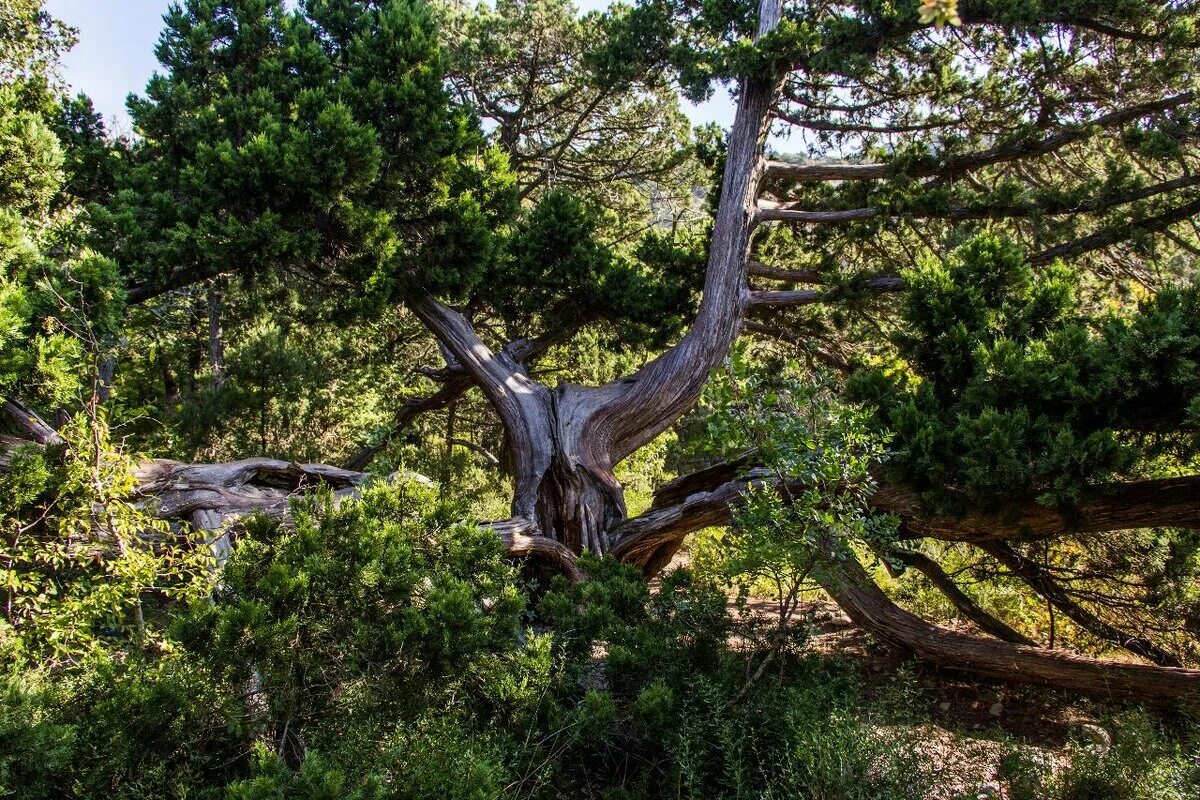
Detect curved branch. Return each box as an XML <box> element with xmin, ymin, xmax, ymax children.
<box><xmin>342</xmin><ymin>324</ymin><xmax>574</xmax><ymax>472</ymax></box>
<box><xmin>491</xmin><ymin>518</ymin><xmax>584</xmax><ymax>584</ymax></box>
<box><xmin>407</xmin><ymin>293</ymin><xmax>555</xmax><ymax>522</ymax></box>
<box><xmin>584</xmin><ymin>0</ymin><xmax>784</xmax><ymax>464</ymax></box>
<box><xmin>886</xmin><ymin>548</ymin><xmax>1037</xmax><ymax>646</ymax></box>
<box><xmin>826</xmin><ymin>556</ymin><xmax>1200</xmax><ymax>706</ymax></box>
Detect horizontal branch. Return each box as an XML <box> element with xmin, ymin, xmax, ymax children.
<box><xmin>874</xmin><ymin>474</ymin><xmax>1200</xmax><ymax>543</ymax></box>
<box><xmin>762</xmin><ymin>92</ymin><xmax>1195</xmax><ymax>186</ymax></box>
<box><xmin>747</xmin><ymin>261</ymin><xmax>826</xmax><ymax>284</ymax></box>
<box><xmin>610</xmin><ymin>460</ymin><xmax>1200</xmax><ymax>567</ymax></box>
<box><xmin>747</xmin><ymin>276</ymin><xmax>906</xmax><ymax>308</ymax></box>
<box><xmin>758</xmin><ymin>173</ymin><xmax>1200</xmax><ymax>226</ymax></box>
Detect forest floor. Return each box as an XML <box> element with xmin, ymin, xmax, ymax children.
<box><xmin>800</xmin><ymin>609</ymin><xmax>1084</xmax><ymax>800</ymax></box>
<box><xmin>660</xmin><ymin>559</ymin><xmax>1132</xmax><ymax>800</ymax></box>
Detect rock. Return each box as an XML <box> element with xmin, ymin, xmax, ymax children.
<box><xmin>814</xmin><ymin>607</ymin><xmax>853</xmax><ymax>627</ymax></box>
<box><xmin>1080</xmin><ymin>723</ymin><xmax>1112</xmax><ymax>750</ymax></box>
<box><xmin>988</xmin><ymin>702</ymin><xmax>1004</xmax><ymax>717</ymax></box>
<box><xmin>938</xmin><ymin>701</ymin><xmax>951</xmax><ymax>712</ymax></box>
<box><xmin>976</xmin><ymin>780</ymin><xmax>1001</xmax><ymax>798</ymax></box>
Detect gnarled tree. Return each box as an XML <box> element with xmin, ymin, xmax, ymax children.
<box><xmin>7</xmin><ymin>0</ymin><xmax>1200</xmax><ymax>705</ymax></box>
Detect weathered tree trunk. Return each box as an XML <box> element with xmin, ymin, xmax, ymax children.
<box><xmin>406</xmin><ymin>0</ymin><xmax>783</xmax><ymax>554</ymax></box>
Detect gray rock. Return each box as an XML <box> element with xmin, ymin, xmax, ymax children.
<box><xmin>1080</xmin><ymin>723</ymin><xmax>1112</xmax><ymax>750</ymax></box>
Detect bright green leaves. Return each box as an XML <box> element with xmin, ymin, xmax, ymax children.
<box><xmin>0</xmin><ymin>90</ymin><xmax>62</xmax><ymax>220</ymax></box>
<box><xmin>918</xmin><ymin>0</ymin><xmax>960</xmax><ymax>28</ymax></box>
<box><xmin>116</xmin><ymin>0</ymin><xmax>516</xmax><ymax>312</ymax></box>
<box><xmin>0</xmin><ymin>73</ymin><xmax>125</xmax><ymax>406</ymax></box>
<box><xmin>492</xmin><ymin>190</ymin><xmax>702</xmax><ymax>347</ymax></box>
<box><xmin>1</xmin><ymin>415</ymin><xmax>213</xmax><ymax>670</ymax></box>
<box><xmin>895</xmin><ymin>233</ymin><xmax>1076</xmax><ymax>402</ymax></box>
<box><xmin>695</xmin><ymin>353</ymin><xmax>895</xmax><ymax>603</ymax></box>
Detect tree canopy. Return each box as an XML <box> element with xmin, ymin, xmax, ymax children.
<box><xmin>3</xmin><ymin>0</ymin><xmax>1200</xmax><ymax>795</ymax></box>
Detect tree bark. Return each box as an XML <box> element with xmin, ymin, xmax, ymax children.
<box><xmin>825</xmin><ymin>556</ymin><xmax>1200</xmax><ymax>707</ymax></box>
<box><xmin>399</xmin><ymin>0</ymin><xmax>785</xmax><ymax>554</ymax></box>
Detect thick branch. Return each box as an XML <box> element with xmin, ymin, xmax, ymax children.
<box><xmin>826</xmin><ymin>556</ymin><xmax>1200</xmax><ymax>706</ymax></box>
<box><xmin>610</xmin><ymin>464</ymin><xmax>1200</xmax><ymax>569</ymax></box>
<box><xmin>491</xmin><ymin>518</ymin><xmax>584</xmax><ymax>584</ymax></box>
<box><xmin>407</xmin><ymin>293</ymin><xmax>555</xmax><ymax>522</ymax></box>
<box><xmin>873</xmin><ymin>475</ymin><xmax>1200</xmax><ymax>543</ymax></box>
<box><xmin>584</xmin><ymin>0</ymin><xmax>783</xmax><ymax>464</ymax></box>
<box><xmin>2</xmin><ymin>398</ymin><xmax>64</xmax><ymax>446</ymax></box>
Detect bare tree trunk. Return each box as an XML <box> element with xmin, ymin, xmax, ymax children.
<box><xmin>208</xmin><ymin>282</ymin><xmax>227</xmax><ymax>392</ymax></box>
<box><xmin>406</xmin><ymin>0</ymin><xmax>783</xmax><ymax>553</ymax></box>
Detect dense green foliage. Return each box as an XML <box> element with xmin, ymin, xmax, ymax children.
<box><xmin>4</xmin><ymin>0</ymin><xmax>1200</xmax><ymax>796</ymax></box>
<box><xmin>848</xmin><ymin>235</ymin><xmax>1200</xmax><ymax>508</ymax></box>
<box><xmin>6</xmin><ymin>484</ymin><xmax>1195</xmax><ymax>799</ymax></box>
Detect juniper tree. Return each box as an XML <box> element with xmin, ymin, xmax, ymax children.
<box><xmin>6</xmin><ymin>0</ymin><xmax>1200</xmax><ymax>703</ymax></box>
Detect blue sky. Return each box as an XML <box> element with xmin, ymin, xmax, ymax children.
<box><xmin>44</xmin><ymin>0</ymin><xmax>736</xmax><ymax>138</ymax></box>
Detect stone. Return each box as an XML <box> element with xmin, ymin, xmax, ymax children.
<box><xmin>1080</xmin><ymin>723</ymin><xmax>1112</xmax><ymax>750</ymax></box>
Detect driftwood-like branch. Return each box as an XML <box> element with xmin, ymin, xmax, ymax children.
<box><xmin>2</xmin><ymin>398</ymin><xmax>64</xmax><ymax>446</ymax></box>
<box><xmin>826</xmin><ymin>556</ymin><xmax>1200</xmax><ymax>706</ymax></box>
<box><xmin>610</xmin><ymin>461</ymin><xmax>1200</xmax><ymax>571</ymax></box>
<box><xmin>584</xmin><ymin>0</ymin><xmax>784</xmax><ymax>464</ymax></box>
<box><xmin>874</xmin><ymin>475</ymin><xmax>1200</xmax><ymax>543</ymax></box>
<box><xmin>343</xmin><ymin>325</ymin><xmax>576</xmax><ymax>472</ymax></box>
<box><xmin>490</xmin><ymin>517</ymin><xmax>584</xmax><ymax>584</ymax></box>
